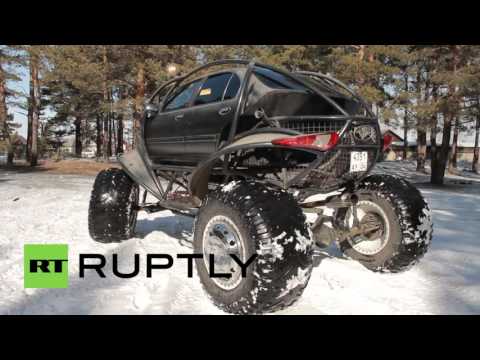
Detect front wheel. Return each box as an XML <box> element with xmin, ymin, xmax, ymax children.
<box><xmin>193</xmin><ymin>181</ymin><xmax>314</xmax><ymax>314</ymax></box>
<box><xmin>338</xmin><ymin>174</ymin><xmax>433</xmax><ymax>273</ymax></box>
<box><xmin>88</xmin><ymin>168</ymin><xmax>139</xmax><ymax>243</ymax></box>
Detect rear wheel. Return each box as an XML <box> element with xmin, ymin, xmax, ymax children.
<box><xmin>193</xmin><ymin>181</ymin><xmax>314</xmax><ymax>314</ymax></box>
<box><xmin>88</xmin><ymin>168</ymin><xmax>139</xmax><ymax>243</ymax></box>
<box><xmin>344</xmin><ymin>199</ymin><xmax>391</xmax><ymax>256</ymax></box>
<box><xmin>338</xmin><ymin>174</ymin><xmax>433</xmax><ymax>273</ymax></box>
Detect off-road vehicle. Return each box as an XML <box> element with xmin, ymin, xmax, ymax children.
<box><xmin>88</xmin><ymin>60</ymin><xmax>433</xmax><ymax>314</ymax></box>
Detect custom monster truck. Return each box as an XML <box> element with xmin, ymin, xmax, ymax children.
<box><xmin>88</xmin><ymin>60</ymin><xmax>433</xmax><ymax>314</ymax></box>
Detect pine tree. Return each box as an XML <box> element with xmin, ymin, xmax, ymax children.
<box><xmin>43</xmin><ymin>45</ymin><xmax>105</xmax><ymax>158</ymax></box>
<box><xmin>199</xmin><ymin>45</ymin><xmax>268</xmax><ymax>63</ymax></box>
<box><xmin>28</xmin><ymin>46</ymin><xmax>42</xmax><ymax>166</ymax></box>
<box><xmin>455</xmin><ymin>45</ymin><xmax>480</xmax><ymax>174</ymax></box>
<box><xmin>474</xmin><ymin>110</ymin><xmax>480</xmax><ymax>173</ymax></box>
<box><xmin>0</xmin><ymin>46</ymin><xmax>23</xmax><ymax>165</ymax></box>
<box><xmin>329</xmin><ymin>45</ymin><xmax>410</xmax><ymax>121</ymax></box>
<box><xmin>260</xmin><ymin>45</ymin><xmax>333</xmax><ymax>71</ymax></box>
<box><xmin>447</xmin><ymin>48</ymin><xmax>476</xmax><ymax>174</ymax></box>
<box><xmin>430</xmin><ymin>45</ymin><xmax>462</xmax><ymax>184</ymax></box>
<box><xmin>408</xmin><ymin>46</ymin><xmax>442</xmax><ymax>172</ymax></box>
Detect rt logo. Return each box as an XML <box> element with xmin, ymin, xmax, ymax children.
<box><xmin>24</xmin><ymin>244</ymin><xmax>69</xmax><ymax>289</ymax></box>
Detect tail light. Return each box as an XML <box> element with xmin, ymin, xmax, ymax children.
<box><xmin>382</xmin><ymin>134</ymin><xmax>393</xmax><ymax>152</ymax></box>
<box><xmin>272</xmin><ymin>132</ymin><xmax>340</xmax><ymax>151</ymax></box>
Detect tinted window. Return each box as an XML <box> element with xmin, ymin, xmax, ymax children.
<box><xmin>152</xmin><ymin>83</ymin><xmax>175</xmax><ymax>105</ymax></box>
<box><xmin>254</xmin><ymin>67</ymin><xmax>309</xmax><ymax>91</ymax></box>
<box><xmin>194</xmin><ymin>73</ymin><xmax>232</xmax><ymax>106</ymax></box>
<box><xmin>255</xmin><ymin>73</ymin><xmax>290</xmax><ymax>89</ymax></box>
<box><xmin>224</xmin><ymin>74</ymin><xmax>241</xmax><ymax>100</ymax></box>
<box><xmin>165</xmin><ymin>79</ymin><xmax>203</xmax><ymax>111</ymax></box>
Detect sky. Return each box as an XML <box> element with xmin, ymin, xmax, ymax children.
<box><xmin>8</xmin><ymin>68</ymin><xmax>29</xmax><ymax>138</ymax></box>
<box><xmin>8</xmin><ymin>67</ymin><xmax>56</xmax><ymax>139</ymax></box>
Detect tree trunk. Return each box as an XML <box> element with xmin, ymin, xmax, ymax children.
<box><xmin>102</xmin><ymin>113</ymin><xmax>109</xmax><ymax>161</ymax></box>
<box><xmin>403</xmin><ymin>108</ymin><xmax>409</xmax><ymax>160</ymax></box>
<box><xmin>30</xmin><ymin>52</ymin><xmax>40</xmax><ymax>167</ymax></box>
<box><xmin>111</xmin><ymin>89</ymin><xmax>116</xmax><ymax>156</ymax></box>
<box><xmin>403</xmin><ymin>73</ymin><xmax>409</xmax><ymax>160</ymax></box>
<box><xmin>431</xmin><ymin>113</ymin><xmax>453</xmax><ymax>184</ymax></box>
<box><xmin>416</xmin><ymin>70</ymin><xmax>426</xmax><ymax>172</ymax></box>
<box><xmin>429</xmin><ymin>85</ymin><xmax>438</xmax><ymax>165</ymax></box>
<box><xmin>26</xmin><ymin>65</ymin><xmax>34</xmax><ymax>162</ymax></box>
<box><xmin>107</xmin><ymin>110</ymin><xmax>113</xmax><ymax>157</ymax></box>
<box><xmin>356</xmin><ymin>45</ymin><xmax>366</xmax><ymax>87</ymax></box>
<box><xmin>111</xmin><ymin>118</ymin><xmax>116</xmax><ymax>156</ymax></box>
<box><xmin>430</xmin><ymin>120</ymin><xmax>437</xmax><ymax>165</ymax></box>
<box><xmin>6</xmin><ymin>146</ymin><xmax>13</xmax><ymax>164</ymax></box>
<box><xmin>133</xmin><ymin>63</ymin><xmax>145</xmax><ymax>147</ymax></box>
<box><xmin>0</xmin><ymin>64</ymin><xmax>8</xmax><ymax>159</ymax></box>
<box><xmin>448</xmin><ymin>116</ymin><xmax>459</xmax><ymax>172</ymax></box>
<box><xmin>107</xmin><ymin>86</ymin><xmax>112</xmax><ymax>157</ymax></box>
<box><xmin>0</xmin><ymin>63</ymin><xmax>14</xmax><ymax>166</ymax></box>
<box><xmin>358</xmin><ymin>45</ymin><xmax>365</xmax><ymax>61</ymax></box>
<box><xmin>473</xmin><ymin>114</ymin><xmax>480</xmax><ymax>174</ymax></box>
<box><xmin>431</xmin><ymin>45</ymin><xmax>459</xmax><ymax>185</ymax></box>
<box><xmin>116</xmin><ymin>87</ymin><xmax>125</xmax><ymax>155</ymax></box>
<box><xmin>417</xmin><ymin>128</ymin><xmax>427</xmax><ymax>172</ymax></box>
<box><xmin>96</xmin><ymin>114</ymin><xmax>102</xmax><ymax>158</ymax></box>
<box><xmin>74</xmin><ymin>117</ymin><xmax>82</xmax><ymax>157</ymax></box>
<box><xmin>117</xmin><ymin>114</ymin><xmax>124</xmax><ymax>154</ymax></box>
<box><xmin>102</xmin><ymin>46</ymin><xmax>109</xmax><ymax>161</ymax></box>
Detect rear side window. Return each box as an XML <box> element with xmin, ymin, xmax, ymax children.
<box><xmin>165</xmin><ymin>79</ymin><xmax>203</xmax><ymax>111</ymax></box>
<box><xmin>254</xmin><ymin>67</ymin><xmax>309</xmax><ymax>91</ymax></box>
<box><xmin>194</xmin><ymin>73</ymin><xmax>232</xmax><ymax>106</ymax></box>
<box><xmin>224</xmin><ymin>74</ymin><xmax>241</xmax><ymax>100</ymax></box>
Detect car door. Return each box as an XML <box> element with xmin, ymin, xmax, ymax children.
<box><xmin>144</xmin><ymin>78</ymin><xmax>204</xmax><ymax>163</ymax></box>
<box><xmin>183</xmin><ymin>72</ymin><xmax>241</xmax><ymax>161</ymax></box>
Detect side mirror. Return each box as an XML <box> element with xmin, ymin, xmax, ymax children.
<box><xmin>145</xmin><ymin>103</ymin><xmax>159</xmax><ymax>118</ymax></box>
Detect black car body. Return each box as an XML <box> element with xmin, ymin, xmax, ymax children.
<box><xmin>120</xmin><ymin>60</ymin><xmax>383</xmax><ymax>207</ymax></box>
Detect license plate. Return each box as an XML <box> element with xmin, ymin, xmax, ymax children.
<box><xmin>350</xmin><ymin>151</ymin><xmax>368</xmax><ymax>172</ymax></box>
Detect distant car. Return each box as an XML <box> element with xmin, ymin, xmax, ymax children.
<box><xmin>88</xmin><ymin>60</ymin><xmax>433</xmax><ymax>314</ymax></box>
<box><xmin>81</xmin><ymin>150</ymin><xmax>96</xmax><ymax>159</ymax></box>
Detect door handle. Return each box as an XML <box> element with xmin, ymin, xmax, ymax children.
<box><xmin>174</xmin><ymin>114</ymin><xmax>184</xmax><ymax>121</ymax></box>
<box><xmin>218</xmin><ymin>107</ymin><xmax>232</xmax><ymax>116</ymax></box>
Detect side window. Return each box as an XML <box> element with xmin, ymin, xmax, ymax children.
<box><xmin>254</xmin><ymin>68</ymin><xmax>309</xmax><ymax>91</ymax></box>
<box><xmin>194</xmin><ymin>73</ymin><xmax>232</xmax><ymax>106</ymax></box>
<box><xmin>224</xmin><ymin>74</ymin><xmax>241</xmax><ymax>100</ymax></box>
<box><xmin>152</xmin><ymin>83</ymin><xmax>175</xmax><ymax>105</ymax></box>
<box><xmin>255</xmin><ymin>72</ymin><xmax>289</xmax><ymax>89</ymax></box>
<box><xmin>165</xmin><ymin>79</ymin><xmax>203</xmax><ymax>111</ymax></box>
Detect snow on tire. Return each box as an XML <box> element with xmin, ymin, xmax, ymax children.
<box><xmin>88</xmin><ymin>168</ymin><xmax>139</xmax><ymax>243</ymax></box>
<box><xmin>193</xmin><ymin>181</ymin><xmax>314</xmax><ymax>314</ymax></box>
<box><xmin>339</xmin><ymin>174</ymin><xmax>433</xmax><ymax>273</ymax></box>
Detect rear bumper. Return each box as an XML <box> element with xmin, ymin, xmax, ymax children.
<box><xmin>278</xmin><ymin>118</ymin><xmax>382</xmax><ymax>195</ymax></box>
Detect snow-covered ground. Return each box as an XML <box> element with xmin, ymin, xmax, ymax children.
<box><xmin>1</xmin><ymin>161</ymin><xmax>479</xmax><ymax>315</ymax></box>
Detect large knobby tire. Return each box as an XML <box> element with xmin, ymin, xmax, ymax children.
<box><xmin>338</xmin><ymin>174</ymin><xmax>433</xmax><ymax>273</ymax></box>
<box><xmin>88</xmin><ymin>168</ymin><xmax>139</xmax><ymax>243</ymax></box>
<box><xmin>193</xmin><ymin>181</ymin><xmax>314</xmax><ymax>314</ymax></box>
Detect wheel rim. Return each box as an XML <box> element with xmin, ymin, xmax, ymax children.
<box><xmin>346</xmin><ymin>200</ymin><xmax>390</xmax><ymax>256</ymax></box>
<box><xmin>202</xmin><ymin>215</ymin><xmax>246</xmax><ymax>291</ymax></box>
